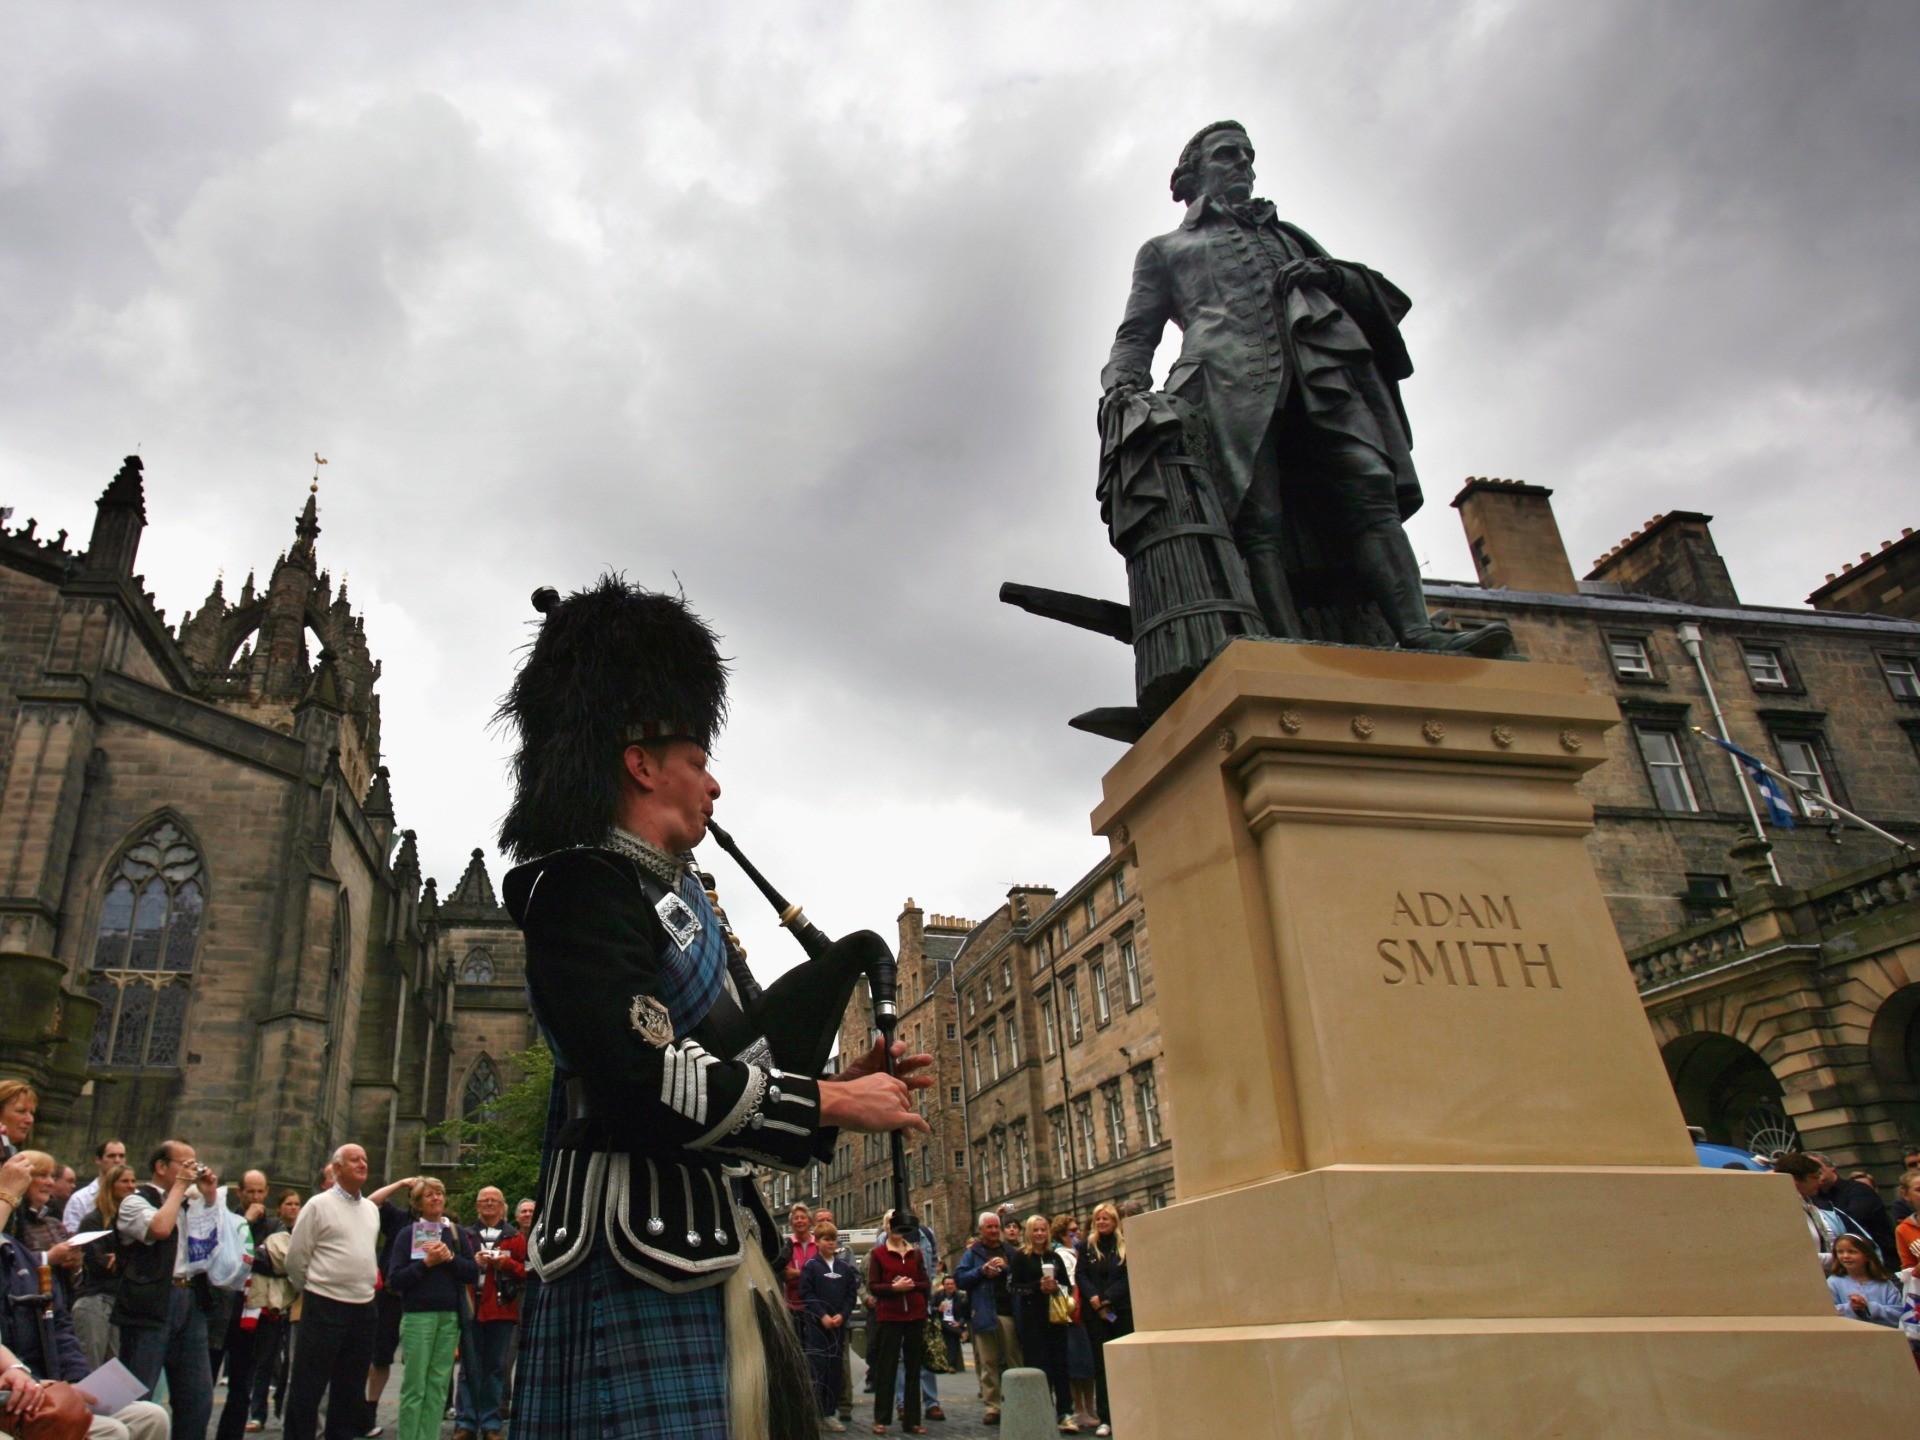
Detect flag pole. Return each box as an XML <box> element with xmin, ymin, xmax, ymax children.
<box><xmin>1674</xmin><ymin>623</ymin><xmax>1781</xmax><ymax>884</ymax></box>
<box><xmin>1690</xmin><ymin>728</ymin><xmax>1912</xmax><ymax>852</ymax></box>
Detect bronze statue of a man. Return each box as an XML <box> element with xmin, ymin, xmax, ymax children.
<box><xmin>1102</xmin><ymin>120</ymin><xmax>1511</xmax><ymax>656</ymax></box>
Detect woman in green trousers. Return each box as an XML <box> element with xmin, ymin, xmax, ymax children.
<box><xmin>384</xmin><ymin>1178</ymin><xmax>478</xmax><ymax>1440</ymax></box>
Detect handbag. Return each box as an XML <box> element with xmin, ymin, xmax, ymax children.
<box><xmin>919</xmin><ymin>1315</ymin><xmax>954</xmax><ymax>1373</ymax></box>
<box><xmin>1047</xmin><ymin>1289</ymin><xmax>1075</xmax><ymax>1325</ymax></box>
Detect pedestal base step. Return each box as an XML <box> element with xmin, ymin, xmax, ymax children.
<box><xmin>1107</xmin><ymin>1314</ymin><xmax>1920</xmax><ymax>1438</ymax></box>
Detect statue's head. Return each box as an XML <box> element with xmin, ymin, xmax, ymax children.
<box><xmin>1171</xmin><ymin>120</ymin><xmax>1254</xmax><ymax>206</ymax></box>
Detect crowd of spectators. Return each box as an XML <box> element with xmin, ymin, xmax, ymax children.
<box><xmin>0</xmin><ymin>1080</ymin><xmax>537</xmax><ymax>1440</ymax></box>
<box><xmin>768</xmin><ymin>1196</ymin><xmax>1136</xmax><ymax>1436</ymax></box>
<box><xmin>32</xmin><ymin>1085</ymin><xmax>1920</xmax><ymax>1439</ymax></box>
<box><xmin>1772</xmin><ymin>1146</ymin><xmax>1920</xmax><ymax>1368</ymax></box>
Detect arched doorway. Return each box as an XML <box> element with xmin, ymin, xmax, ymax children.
<box><xmin>1662</xmin><ymin>1032</ymin><xmax>1800</xmax><ymax>1157</ymax></box>
<box><xmin>1865</xmin><ymin>983</ymin><xmax>1920</xmax><ymax>1143</ymax></box>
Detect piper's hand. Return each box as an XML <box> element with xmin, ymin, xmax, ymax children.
<box><xmin>834</xmin><ymin>1038</ymin><xmax>934</xmax><ymax>1093</ymax></box>
<box><xmin>1041</xmin><ymin>1276</ymin><xmax>1059</xmax><ymax>1295</ymax></box>
<box><xmin>818</xmin><ymin>1072</ymin><xmax>931</xmax><ymax>1136</ymax></box>
<box><xmin>891</xmin><ymin>1276</ymin><xmax>913</xmax><ymax>1291</ymax></box>
<box><xmin>47</xmin><ymin>1242</ymin><xmax>79</xmax><ymax>1272</ymax></box>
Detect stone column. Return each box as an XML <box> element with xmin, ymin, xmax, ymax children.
<box><xmin>1090</xmin><ymin>641</ymin><xmax>1919</xmax><ymax>1437</ymax></box>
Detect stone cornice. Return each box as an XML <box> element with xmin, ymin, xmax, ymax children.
<box><xmin>94</xmin><ymin>671</ymin><xmax>305</xmax><ymax>777</ymax></box>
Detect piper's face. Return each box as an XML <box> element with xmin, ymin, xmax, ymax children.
<box><xmin>1198</xmin><ymin>130</ymin><xmax>1255</xmax><ymax>204</ymax></box>
<box><xmin>636</xmin><ymin>741</ymin><xmax>721</xmax><ymax>851</ymax></box>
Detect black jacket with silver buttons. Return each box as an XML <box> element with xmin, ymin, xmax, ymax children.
<box><xmin>504</xmin><ymin>847</ymin><xmax>840</xmax><ymax>1293</ymax></box>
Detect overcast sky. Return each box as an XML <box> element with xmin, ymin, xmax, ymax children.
<box><xmin>4</xmin><ymin>2</ymin><xmax>1917</xmax><ymax>975</ymax></box>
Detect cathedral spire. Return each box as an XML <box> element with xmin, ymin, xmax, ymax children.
<box><xmin>291</xmin><ymin>480</ymin><xmax>321</xmax><ymax>563</ymax></box>
<box><xmin>364</xmin><ymin>765</ymin><xmax>394</xmax><ymax>819</ymax></box>
<box><xmin>86</xmin><ymin>455</ymin><xmax>147</xmax><ymax>576</ymax></box>
<box><xmin>449</xmin><ymin>848</ymin><xmax>498</xmax><ymax>910</ymax></box>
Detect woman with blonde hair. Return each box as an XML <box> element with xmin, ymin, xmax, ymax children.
<box><xmin>10</xmin><ymin>1152</ymin><xmax>78</xmax><ymax>1278</ymax></box>
<box><xmin>0</xmin><ymin>1082</ymin><xmax>36</xmax><ymax>1159</ymax></box>
<box><xmin>384</xmin><ymin>1178</ymin><xmax>476</xmax><ymax>1440</ymax></box>
<box><xmin>1008</xmin><ymin>1216</ymin><xmax>1077</xmax><ymax>1433</ymax></box>
<box><xmin>72</xmin><ymin>1163</ymin><xmax>136</xmax><ymax>1369</ymax></box>
<box><xmin>1081</xmin><ymin>1204</ymin><xmax>1131</xmax><ymax>1436</ymax></box>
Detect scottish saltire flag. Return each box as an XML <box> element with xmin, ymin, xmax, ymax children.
<box><xmin>1699</xmin><ymin>732</ymin><xmax>1797</xmax><ymax>828</ymax></box>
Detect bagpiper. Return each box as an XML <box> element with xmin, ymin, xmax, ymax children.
<box><xmin>497</xmin><ymin>576</ymin><xmax>931</xmax><ymax>1440</ymax></box>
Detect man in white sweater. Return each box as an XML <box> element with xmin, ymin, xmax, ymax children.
<box><xmin>283</xmin><ymin>1144</ymin><xmax>383</xmax><ymax>1440</ymax></box>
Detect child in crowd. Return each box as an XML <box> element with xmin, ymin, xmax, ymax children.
<box><xmin>800</xmin><ymin>1222</ymin><xmax>859</xmax><ymax>1433</ymax></box>
<box><xmin>1827</xmin><ymin>1234</ymin><xmax>1902</xmax><ymax>1327</ymax></box>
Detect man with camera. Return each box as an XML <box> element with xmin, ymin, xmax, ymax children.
<box><xmin>453</xmin><ymin>1188</ymin><xmax>523</xmax><ymax>1440</ymax></box>
<box><xmin>116</xmin><ymin>1140</ymin><xmax>222</xmax><ymax>1440</ymax></box>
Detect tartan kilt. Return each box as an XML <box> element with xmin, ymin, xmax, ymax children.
<box><xmin>510</xmin><ymin>1243</ymin><xmax>728</xmax><ymax>1440</ymax></box>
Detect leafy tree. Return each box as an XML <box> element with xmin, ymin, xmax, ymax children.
<box><xmin>431</xmin><ymin>1040</ymin><xmax>551</xmax><ymax>1219</ymax></box>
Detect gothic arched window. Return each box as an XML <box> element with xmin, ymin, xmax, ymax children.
<box><xmin>463</xmin><ymin>1055</ymin><xmax>502</xmax><ymax>1118</ymax></box>
<box><xmin>459</xmin><ymin>949</ymin><xmax>495</xmax><ymax>984</ymax></box>
<box><xmin>86</xmin><ymin>819</ymin><xmax>205</xmax><ymax>1069</ymax></box>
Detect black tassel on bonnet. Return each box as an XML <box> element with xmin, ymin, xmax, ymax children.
<box><xmin>496</xmin><ymin>575</ymin><xmax>729</xmax><ymax>862</ymax></box>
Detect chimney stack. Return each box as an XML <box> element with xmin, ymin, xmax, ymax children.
<box><xmin>1449</xmin><ymin>478</ymin><xmax>1577</xmax><ymax>594</ymax></box>
<box><xmin>1587</xmin><ymin>511</ymin><xmax>1739</xmax><ymax>607</ymax></box>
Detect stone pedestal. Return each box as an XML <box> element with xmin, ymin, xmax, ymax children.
<box><xmin>1090</xmin><ymin>641</ymin><xmax>1919</xmax><ymax>1437</ymax></box>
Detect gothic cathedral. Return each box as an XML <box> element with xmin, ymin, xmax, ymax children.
<box><xmin>0</xmin><ymin>457</ymin><xmax>531</xmax><ymax>1184</ymax></box>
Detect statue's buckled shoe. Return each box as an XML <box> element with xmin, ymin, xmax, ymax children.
<box><xmin>1401</xmin><ymin>620</ymin><xmax>1515</xmax><ymax>658</ymax></box>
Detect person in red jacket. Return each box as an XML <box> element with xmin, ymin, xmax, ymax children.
<box><xmin>455</xmin><ymin>1188</ymin><xmax>526</xmax><ymax>1440</ymax></box>
<box><xmin>864</xmin><ymin>1214</ymin><xmax>930</xmax><ymax>1435</ymax></box>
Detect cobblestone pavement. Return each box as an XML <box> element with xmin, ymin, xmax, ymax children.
<box><xmin>218</xmin><ymin>1344</ymin><xmax>1105</xmax><ymax>1439</ymax></box>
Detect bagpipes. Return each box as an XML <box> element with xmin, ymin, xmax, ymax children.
<box><xmin>707</xmin><ymin>820</ymin><xmax>916</xmax><ymax>1228</ymax></box>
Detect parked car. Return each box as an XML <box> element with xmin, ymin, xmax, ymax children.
<box><xmin>1695</xmin><ymin>1140</ymin><xmax>1770</xmax><ymax>1171</ymax></box>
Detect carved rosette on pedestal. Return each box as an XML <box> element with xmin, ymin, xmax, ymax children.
<box><xmin>1090</xmin><ymin>641</ymin><xmax>1920</xmax><ymax>1438</ymax></box>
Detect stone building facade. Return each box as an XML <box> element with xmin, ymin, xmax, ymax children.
<box><xmin>823</xmin><ymin>480</ymin><xmax>1920</xmax><ymax>1252</ymax></box>
<box><xmin>1436</xmin><ymin>482</ymin><xmax>1920</xmax><ymax>950</ymax></box>
<box><xmin>0</xmin><ymin>456</ymin><xmax>525</xmax><ymax>1188</ymax></box>
<box><xmin>1631</xmin><ymin>847</ymin><xmax>1920</xmax><ymax>1168</ymax></box>
<box><xmin>823</xmin><ymin>856</ymin><xmax>1174</xmax><ymax>1260</ymax></box>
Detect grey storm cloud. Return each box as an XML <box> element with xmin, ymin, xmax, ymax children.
<box><xmin>3</xmin><ymin>1</ymin><xmax>1917</xmax><ymax>971</ymax></box>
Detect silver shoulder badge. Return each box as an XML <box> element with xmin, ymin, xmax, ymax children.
<box><xmin>656</xmin><ymin>891</ymin><xmax>702</xmax><ymax>951</ymax></box>
<box><xmin>629</xmin><ymin>994</ymin><xmax>674</xmax><ymax>1047</ymax></box>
